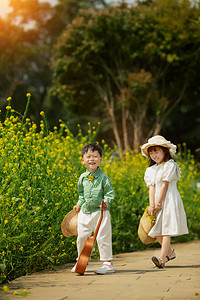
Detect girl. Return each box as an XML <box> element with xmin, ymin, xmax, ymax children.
<box><xmin>141</xmin><ymin>135</ymin><xmax>188</xmax><ymax>268</ymax></box>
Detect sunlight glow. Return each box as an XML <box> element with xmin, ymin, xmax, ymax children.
<box><xmin>0</xmin><ymin>0</ymin><xmax>59</xmax><ymax>18</ymax></box>
<box><xmin>0</xmin><ymin>0</ymin><xmax>12</xmax><ymax>18</ymax></box>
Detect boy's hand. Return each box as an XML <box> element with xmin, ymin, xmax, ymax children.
<box><xmin>73</xmin><ymin>205</ymin><xmax>81</xmax><ymax>213</ymax></box>
<box><xmin>100</xmin><ymin>202</ymin><xmax>108</xmax><ymax>211</ymax></box>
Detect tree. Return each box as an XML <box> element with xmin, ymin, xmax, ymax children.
<box><xmin>0</xmin><ymin>0</ymin><xmax>54</xmax><ymax>121</ymax></box>
<box><xmin>0</xmin><ymin>0</ymin><xmax>107</xmax><ymax>123</ymax></box>
<box><xmin>51</xmin><ymin>0</ymin><xmax>200</xmax><ymax>152</ymax></box>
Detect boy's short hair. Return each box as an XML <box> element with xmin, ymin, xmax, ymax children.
<box><xmin>82</xmin><ymin>143</ymin><xmax>102</xmax><ymax>157</ymax></box>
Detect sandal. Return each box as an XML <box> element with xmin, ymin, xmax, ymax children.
<box><xmin>151</xmin><ymin>256</ymin><xmax>165</xmax><ymax>268</ymax></box>
<box><xmin>166</xmin><ymin>249</ymin><xmax>176</xmax><ymax>263</ymax></box>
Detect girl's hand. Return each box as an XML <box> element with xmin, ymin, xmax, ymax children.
<box><xmin>100</xmin><ymin>202</ymin><xmax>108</xmax><ymax>211</ymax></box>
<box><xmin>155</xmin><ymin>203</ymin><xmax>162</xmax><ymax>212</ymax></box>
<box><xmin>73</xmin><ymin>205</ymin><xmax>81</xmax><ymax>213</ymax></box>
<box><xmin>147</xmin><ymin>206</ymin><xmax>155</xmax><ymax>217</ymax></box>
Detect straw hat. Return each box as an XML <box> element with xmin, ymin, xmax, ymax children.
<box><xmin>138</xmin><ymin>222</ymin><xmax>156</xmax><ymax>244</ymax></box>
<box><xmin>138</xmin><ymin>210</ymin><xmax>157</xmax><ymax>244</ymax></box>
<box><xmin>61</xmin><ymin>209</ymin><xmax>78</xmax><ymax>237</ymax></box>
<box><xmin>141</xmin><ymin>135</ymin><xmax>177</xmax><ymax>158</ymax></box>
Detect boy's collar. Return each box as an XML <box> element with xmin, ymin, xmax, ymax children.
<box><xmin>86</xmin><ymin>167</ymin><xmax>101</xmax><ymax>177</ymax></box>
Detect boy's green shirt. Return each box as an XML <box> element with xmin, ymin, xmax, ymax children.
<box><xmin>77</xmin><ymin>167</ymin><xmax>114</xmax><ymax>214</ymax></box>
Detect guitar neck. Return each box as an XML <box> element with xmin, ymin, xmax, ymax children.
<box><xmin>93</xmin><ymin>199</ymin><xmax>104</xmax><ymax>240</ymax></box>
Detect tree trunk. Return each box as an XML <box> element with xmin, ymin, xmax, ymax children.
<box><xmin>92</xmin><ymin>80</ymin><xmax>124</xmax><ymax>155</ymax></box>
<box><xmin>132</xmin><ymin>119</ymin><xmax>142</xmax><ymax>150</ymax></box>
<box><xmin>122</xmin><ymin>104</ymin><xmax>129</xmax><ymax>151</ymax></box>
<box><xmin>106</xmin><ymin>100</ymin><xmax>123</xmax><ymax>155</ymax></box>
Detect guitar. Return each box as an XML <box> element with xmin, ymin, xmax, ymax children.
<box><xmin>75</xmin><ymin>199</ymin><xmax>104</xmax><ymax>275</ymax></box>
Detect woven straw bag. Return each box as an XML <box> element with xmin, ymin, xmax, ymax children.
<box><xmin>138</xmin><ymin>209</ymin><xmax>157</xmax><ymax>244</ymax></box>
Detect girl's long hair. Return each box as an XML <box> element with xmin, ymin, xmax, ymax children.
<box><xmin>147</xmin><ymin>146</ymin><xmax>172</xmax><ymax>166</ymax></box>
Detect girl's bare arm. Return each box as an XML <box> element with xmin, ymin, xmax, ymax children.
<box><xmin>148</xmin><ymin>185</ymin><xmax>155</xmax><ymax>216</ymax></box>
<box><xmin>155</xmin><ymin>181</ymin><xmax>169</xmax><ymax>210</ymax></box>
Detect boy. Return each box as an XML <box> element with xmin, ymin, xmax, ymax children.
<box><xmin>72</xmin><ymin>143</ymin><xmax>115</xmax><ymax>275</ymax></box>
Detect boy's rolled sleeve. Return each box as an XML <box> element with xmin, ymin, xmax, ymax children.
<box><xmin>103</xmin><ymin>176</ymin><xmax>115</xmax><ymax>205</ymax></box>
<box><xmin>77</xmin><ymin>177</ymin><xmax>85</xmax><ymax>207</ymax></box>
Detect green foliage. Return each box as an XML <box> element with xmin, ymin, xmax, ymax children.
<box><xmin>0</xmin><ymin>95</ymin><xmax>199</xmax><ymax>284</ymax></box>
<box><xmin>0</xmin><ymin>0</ymin><xmax>107</xmax><ymax>124</ymax></box>
<box><xmin>0</xmin><ymin>95</ymin><xmax>87</xmax><ymax>283</ymax></box>
<box><xmin>1</xmin><ymin>0</ymin><xmax>200</xmax><ymax>151</ymax></box>
<box><xmin>52</xmin><ymin>0</ymin><xmax>200</xmax><ymax>151</ymax></box>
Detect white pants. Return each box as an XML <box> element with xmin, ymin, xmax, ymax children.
<box><xmin>77</xmin><ymin>210</ymin><xmax>113</xmax><ymax>261</ymax></box>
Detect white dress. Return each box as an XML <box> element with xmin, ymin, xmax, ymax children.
<box><xmin>144</xmin><ymin>159</ymin><xmax>189</xmax><ymax>238</ymax></box>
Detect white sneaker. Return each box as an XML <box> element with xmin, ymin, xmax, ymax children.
<box><xmin>71</xmin><ymin>263</ymin><xmax>77</xmax><ymax>273</ymax></box>
<box><xmin>95</xmin><ymin>262</ymin><xmax>115</xmax><ymax>275</ymax></box>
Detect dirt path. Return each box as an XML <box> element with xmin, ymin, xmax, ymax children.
<box><xmin>1</xmin><ymin>240</ymin><xmax>200</xmax><ymax>300</ymax></box>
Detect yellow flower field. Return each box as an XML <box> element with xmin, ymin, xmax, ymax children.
<box><xmin>0</xmin><ymin>95</ymin><xmax>199</xmax><ymax>284</ymax></box>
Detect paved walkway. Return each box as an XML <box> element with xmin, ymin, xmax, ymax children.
<box><xmin>1</xmin><ymin>240</ymin><xmax>200</xmax><ymax>300</ymax></box>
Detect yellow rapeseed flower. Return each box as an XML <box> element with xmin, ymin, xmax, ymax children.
<box><xmin>3</xmin><ymin>285</ymin><xmax>9</xmax><ymax>292</ymax></box>
<box><xmin>6</xmin><ymin>106</ymin><xmax>11</xmax><ymax>110</ymax></box>
<box><xmin>26</xmin><ymin>93</ymin><xmax>31</xmax><ymax>97</ymax></box>
<box><xmin>13</xmin><ymin>291</ymin><xmax>19</xmax><ymax>295</ymax></box>
<box><xmin>7</xmin><ymin>97</ymin><xmax>12</xmax><ymax>101</ymax></box>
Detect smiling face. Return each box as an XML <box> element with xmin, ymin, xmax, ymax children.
<box><xmin>82</xmin><ymin>149</ymin><xmax>102</xmax><ymax>173</ymax></box>
<box><xmin>148</xmin><ymin>146</ymin><xmax>165</xmax><ymax>165</ymax></box>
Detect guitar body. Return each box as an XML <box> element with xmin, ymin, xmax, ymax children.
<box><xmin>75</xmin><ymin>199</ymin><xmax>104</xmax><ymax>275</ymax></box>
<box><xmin>75</xmin><ymin>236</ymin><xmax>95</xmax><ymax>275</ymax></box>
